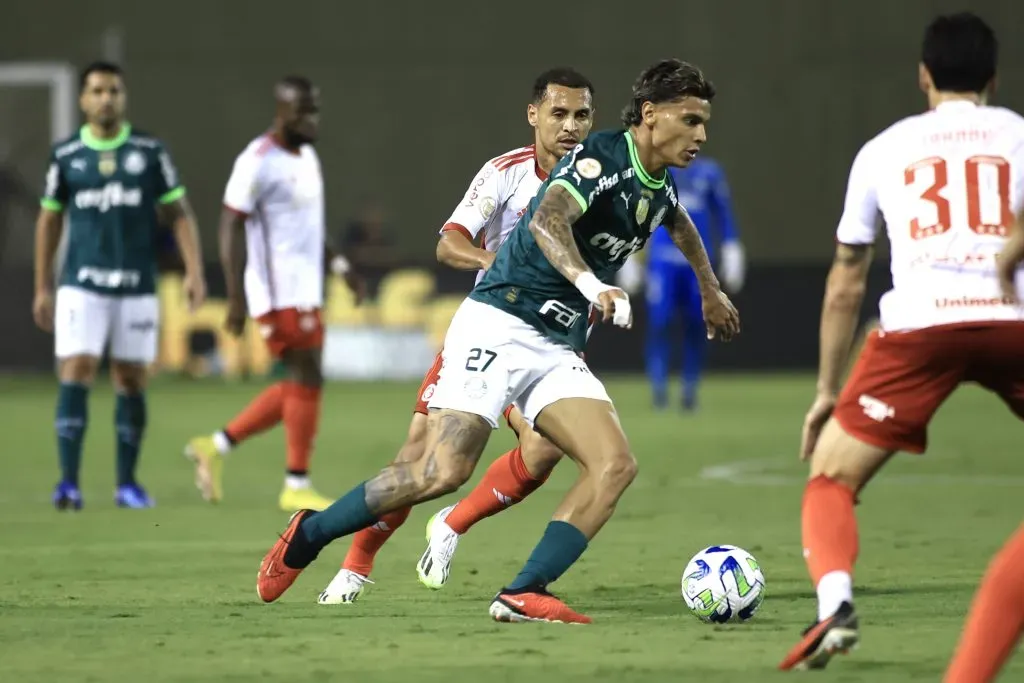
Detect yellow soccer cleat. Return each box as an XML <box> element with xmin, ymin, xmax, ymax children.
<box><xmin>184</xmin><ymin>436</ymin><xmax>224</xmax><ymax>503</ymax></box>
<box><xmin>279</xmin><ymin>485</ymin><xmax>333</xmax><ymax>513</ymax></box>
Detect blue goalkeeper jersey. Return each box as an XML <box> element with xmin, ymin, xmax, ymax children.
<box><xmin>648</xmin><ymin>157</ymin><xmax>737</xmax><ymax>267</ymax></box>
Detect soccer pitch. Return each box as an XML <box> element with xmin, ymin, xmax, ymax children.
<box><xmin>1</xmin><ymin>374</ymin><xmax>1020</xmax><ymax>682</ymax></box>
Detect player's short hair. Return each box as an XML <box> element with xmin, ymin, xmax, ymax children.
<box><xmin>278</xmin><ymin>75</ymin><xmax>315</xmax><ymax>94</ymax></box>
<box><xmin>620</xmin><ymin>59</ymin><xmax>715</xmax><ymax>127</ymax></box>
<box><xmin>922</xmin><ymin>13</ymin><xmax>997</xmax><ymax>94</ymax></box>
<box><xmin>79</xmin><ymin>61</ymin><xmax>123</xmax><ymax>92</ymax></box>
<box><xmin>531</xmin><ymin>67</ymin><xmax>595</xmax><ymax>104</ymax></box>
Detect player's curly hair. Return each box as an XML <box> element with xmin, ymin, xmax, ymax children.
<box><xmin>620</xmin><ymin>59</ymin><xmax>715</xmax><ymax>127</ymax></box>
<box><xmin>922</xmin><ymin>12</ymin><xmax>997</xmax><ymax>94</ymax></box>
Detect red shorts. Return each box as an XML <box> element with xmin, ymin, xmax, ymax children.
<box><xmin>413</xmin><ymin>350</ymin><xmax>518</xmax><ymax>432</ymax></box>
<box><xmin>256</xmin><ymin>307</ymin><xmax>324</xmax><ymax>358</ymax></box>
<box><xmin>834</xmin><ymin>322</ymin><xmax>1024</xmax><ymax>453</ymax></box>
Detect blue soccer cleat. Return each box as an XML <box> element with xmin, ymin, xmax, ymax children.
<box><xmin>115</xmin><ymin>483</ymin><xmax>155</xmax><ymax>509</ymax></box>
<box><xmin>53</xmin><ymin>481</ymin><xmax>83</xmax><ymax>511</ymax></box>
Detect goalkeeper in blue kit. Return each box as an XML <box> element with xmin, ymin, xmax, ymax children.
<box><xmin>618</xmin><ymin>156</ymin><xmax>745</xmax><ymax>410</ymax></box>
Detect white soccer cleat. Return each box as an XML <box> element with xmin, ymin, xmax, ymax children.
<box><xmin>317</xmin><ymin>568</ymin><xmax>373</xmax><ymax>605</ymax></box>
<box><xmin>416</xmin><ymin>504</ymin><xmax>460</xmax><ymax>590</ymax></box>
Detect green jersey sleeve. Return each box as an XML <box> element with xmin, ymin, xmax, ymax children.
<box><xmin>547</xmin><ymin>140</ymin><xmax>617</xmax><ymax>215</ymax></box>
<box><xmin>153</xmin><ymin>142</ymin><xmax>185</xmax><ymax>204</ymax></box>
<box><xmin>40</xmin><ymin>149</ymin><xmax>69</xmax><ymax>212</ymax></box>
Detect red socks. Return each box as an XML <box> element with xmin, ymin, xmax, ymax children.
<box><xmin>944</xmin><ymin>524</ymin><xmax>1024</xmax><ymax>682</ymax></box>
<box><xmin>445</xmin><ymin>447</ymin><xmax>548</xmax><ymax>535</ymax></box>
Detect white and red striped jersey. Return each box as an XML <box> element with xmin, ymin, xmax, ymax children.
<box><xmin>439</xmin><ymin>145</ymin><xmax>547</xmax><ymax>284</ymax></box>
<box><xmin>837</xmin><ymin>101</ymin><xmax>1024</xmax><ymax>331</ymax></box>
<box><xmin>223</xmin><ymin>134</ymin><xmax>325</xmax><ymax>318</ymax></box>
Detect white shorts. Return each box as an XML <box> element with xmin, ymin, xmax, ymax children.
<box><xmin>427</xmin><ymin>298</ymin><xmax>611</xmax><ymax>428</ymax></box>
<box><xmin>54</xmin><ymin>286</ymin><xmax>159</xmax><ymax>363</ymax></box>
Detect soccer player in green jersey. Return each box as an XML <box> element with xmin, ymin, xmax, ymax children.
<box><xmin>256</xmin><ymin>59</ymin><xmax>739</xmax><ymax>623</ymax></box>
<box><xmin>33</xmin><ymin>61</ymin><xmax>206</xmax><ymax>510</ymax></box>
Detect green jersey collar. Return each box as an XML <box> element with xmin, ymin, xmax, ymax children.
<box><xmin>624</xmin><ymin>131</ymin><xmax>666</xmax><ymax>189</ymax></box>
<box><xmin>81</xmin><ymin>123</ymin><xmax>131</xmax><ymax>151</ymax></box>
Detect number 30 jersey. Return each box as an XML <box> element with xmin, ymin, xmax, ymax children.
<box><xmin>471</xmin><ymin>129</ymin><xmax>678</xmax><ymax>352</ymax></box>
<box><xmin>837</xmin><ymin>101</ymin><xmax>1024</xmax><ymax>331</ymax></box>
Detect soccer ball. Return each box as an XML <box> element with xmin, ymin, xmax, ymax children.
<box><xmin>681</xmin><ymin>545</ymin><xmax>766</xmax><ymax>623</ymax></box>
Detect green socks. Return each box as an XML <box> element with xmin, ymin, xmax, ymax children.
<box><xmin>506</xmin><ymin>521</ymin><xmax>589</xmax><ymax>592</ymax></box>
<box><xmin>115</xmin><ymin>393</ymin><xmax>147</xmax><ymax>487</ymax></box>
<box><xmin>55</xmin><ymin>383</ymin><xmax>89</xmax><ymax>485</ymax></box>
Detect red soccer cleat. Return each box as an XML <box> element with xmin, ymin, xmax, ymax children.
<box><xmin>778</xmin><ymin>601</ymin><xmax>860</xmax><ymax>670</ymax></box>
<box><xmin>488</xmin><ymin>589</ymin><xmax>592</xmax><ymax>624</ymax></box>
<box><xmin>257</xmin><ymin>509</ymin><xmax>316</xmax><ymax>603</ymax></box>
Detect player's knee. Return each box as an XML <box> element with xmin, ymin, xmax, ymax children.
<box><xmin>418</xmin><ymin>451</ymin><xmax>475</xmax><ymax>497</ymax></box>
<box><xmin>59</xmin><ymin>356</ymin><xmax>99</xmax><ymax>385</ymax></box>
<box><xmin>520</xmin><ymin>430</ymin><xmax>563</xmax><ymax>475</ymax></box>
<box><xmin>597</xmin><ymin>450</ymin><xmax>638</xmax><ymax>492</ymax></box>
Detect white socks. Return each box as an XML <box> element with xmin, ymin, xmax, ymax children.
<box><xmin>817</xmin><ymin>571</ymin><xmax>853</xmax><ymax>621</ymax></box>
<box><xmin>285</xmin><ymin>474</ymin><xmax>311</xmax><ymax>490</ymax></box>
<box><xmin>212</xmin><ymin>431</ymin><xmax>233</xmax><ymax>454</ymax></box>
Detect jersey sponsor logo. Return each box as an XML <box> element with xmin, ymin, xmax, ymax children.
<box><xmin>464</xmin><ymin>165</ymin><xmax>496</xmax><ymax>208</ymax></box>
<box><xmin>650</xmin><ymin>205</ymin><xmax>669</xmax><ymax>231</ymax></box>
<box><xmin>74</xmin><ymin>182</ymin><xmax>143</xmax><ymax>212</ymax></box>
<box><xmin>159</xmin><ymin>152</ymin><xmax>179</xmax><ymax>189</ymax></box>
<box><xmin>539</xmin><ymin>299</ymin><xmax>582</xmax><ymax>328</ymax></box>
<box><xmin>575</xmin><ymin>158</ymin><xmax>602</xmax><ymax>179</ymax></box>
<box><xmin>124</xmin><ymin>150</ymin><xmax>147</xmax><ymax>175</ymax></box>
<box><xmin>75</xmin><ymin>267</ymin><xmax>141</xmax><ymax>289</ymax></box>
<box><xmin>44</xmin><ymin>163</ymin><xmax>61</xmax><ymax>200</ymax></box>
<box><xmin>590</xmin><ymin>232</ymin><xmax>643</xmax><ymax>262</ymax></box>
<box><xmin>420</xmin><ymin>383</ymin><xmax>436</xmax><ymax>402</ymax></box>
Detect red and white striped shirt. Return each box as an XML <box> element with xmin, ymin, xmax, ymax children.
<box><xmin>440</xmin><ymin>145</ymin><xmax>547</xmax><ymax>284</ymax></box>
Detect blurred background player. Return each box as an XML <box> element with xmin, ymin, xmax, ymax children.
<box><xmin>779</xmin><ymin>13</ymin><xmax>1024</xmax><ymax>671</ymax></box>
<box><xmin>185</xmin><ymin>76</ymin><xmax>362</xmax><ymax>513</ymax></box>
<box><xmin>318</xmin><ymin>67</ymin><xmax>596</xmax><ymax>604</ymax></box>
<box><xmin>618</xmin><ymin>156</ymin><xmax>744</xmax><ymax>410</ymax></box>
<box><xmin>33</xmin><ymin>61</ymin><xmax>206</xmax><ymax>510</ymax></box>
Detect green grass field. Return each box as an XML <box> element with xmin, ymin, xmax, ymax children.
<box><xmin>0</xmin><ymin>374</ymin><xmax>1020</xmax><ymax>682</ymax></box>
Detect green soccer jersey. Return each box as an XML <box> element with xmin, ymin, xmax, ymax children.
<box><xmin>41</xmin><ymin>123</ymin><xmax>185</xmax><ymax>296</ymax></box>
<box><xmin>470</xmin><ymin>129</ymin><xmax>679</xmax><ymax>351</ymax></box>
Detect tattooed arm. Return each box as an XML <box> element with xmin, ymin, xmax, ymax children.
<box><xmin>527</xmin><ymin>183</ymin><xmax>589</xmax><ymax>281</ymax></box>
<box><xmin>665</xmin><ymin>204</ymin><xmax>721</xmax><ymax>294</ymax></box>
<box><xmin>528</xmin><ymin>183</ymin><xmax>630</xmax><ymax>325</ymax></box>
<box><xmin>817</xmin><ymin>243</ymin><xmax>872</xmax><ymax>398</ymax></box>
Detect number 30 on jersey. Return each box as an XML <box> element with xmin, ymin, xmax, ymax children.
<box><xmin>905</xmin><ymin>155</ymin><xmax>1012</xmax><ymax>239</ymax></box>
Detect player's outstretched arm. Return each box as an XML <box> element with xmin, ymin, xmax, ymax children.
<box><xmin>667</xmin><ymin>205</ymin><xmax>740</xmax><ymax>341</ymax></box>
<box><xmin>666</xmin><ymin>204</ymin><xmax>719</xmax><ymax>293</ymax></box>
<box><xmin>160</xmin><ymin>197</ymin><xmax>206</xmax><ymax>311</ymax></box>
<box><xmin>32</xmin><ymin>207</ymin><xmax>64</xmax><ymax>332</ymax></box>
<box><xmin>436</xmin><ymin>230</ymin><xmax>494</xmax><ymax>272</ymax></box>
<box><xmin>218</xmin><ymin>208</ymin><xmax>248</xmax><ymax>336</ymax></box>
<box><xmin>817</xmin><ymin>243</ymin><xmax>872</xmax><ymax>399</ymax></box>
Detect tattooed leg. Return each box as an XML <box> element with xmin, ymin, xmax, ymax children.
<box><xmin>296</xmin><ymin>409</ymin><xmax>491</xmax><ymax>555</ymax></box>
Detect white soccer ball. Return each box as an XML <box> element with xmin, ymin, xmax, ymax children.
<box><xmin>681</xmin><ymin>545</ymin><xmax>766</xmax><ymax>623</ymax></box>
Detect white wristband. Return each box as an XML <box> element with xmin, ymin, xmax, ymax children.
<box><xmin>574</xmin><ymin>272</ymin><xmax>613</xmax><ymax>304</ymax></box>
<box><xmin>330</xmin><ymin>255</ymin><xmax>351</xmax><ymax>276</ymax></box>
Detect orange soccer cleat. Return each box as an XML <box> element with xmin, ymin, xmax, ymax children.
<box><xmin>257</xmin><ymin>509</ymin><xmax>317</xmax><ymax>603</ymax></box>
<box><xmin>488</xmin><ymin>589</ymin><xmax>592</xmax><ymax>624</ymax></box>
